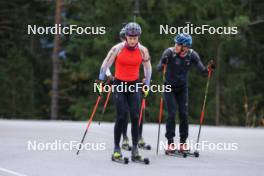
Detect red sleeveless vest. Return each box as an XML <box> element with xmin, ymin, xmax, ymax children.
<box><xmin>115</xmin><ymin>47</ymin><xmax>142</xmax><ymax>81</ymax></box>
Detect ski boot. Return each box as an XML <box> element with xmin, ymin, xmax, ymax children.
<box><xmin>111</xmin><ymin>147</ymin><xmax>129</xmax><ymax>164</ymax></box>
<box><xmin>138</xmin><ymin>137</ymin><xmax>151</xmax><ymax>150</ymax></box>
<box><xmin>165</xmin><ymin>139</ymin><xmax>176</xmax><ymax>154</ymax></box>
<box><xmin>179</xmin><ymin>143</ymin><xmax>190</xmax><ymax>153</ymax></box>
<box><xmin>121</xmin><ymin>136</ymin><xmax>132</xmax><ymax>151</ymax></box>
<box><xmin>131</xmin><ymin>146</ymin><xmax>149</xmax><ymax>164</ymax></box>
<box><xmin>165</xmin><ymin>139</ymin><xmax>187</xmax><ymax>158</ymax></box>
<box><xmin>180</xmin><ymin>142</ymin><xmax>199</xmax><ymax>157</ymax></box>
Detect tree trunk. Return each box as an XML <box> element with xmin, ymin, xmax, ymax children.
<box><xmin>133</xmin><ymin>0</ymin><xmax>139</xmax><ymax>21</ymax></box>
<box><xmin>215</xmin><ymin>43</ymin><xmax>221</xmax><ymax>125</ymax></box>
<box><xmin>51</xmin><ymin>0</ymin><xmax>62</xmax><ymax>120</ymax></box>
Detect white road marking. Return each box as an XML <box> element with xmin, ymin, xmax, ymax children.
<box><xmin>0</xmin><ymin>167</ymin><xmax>28</xmax><ymax>176</ymax></box>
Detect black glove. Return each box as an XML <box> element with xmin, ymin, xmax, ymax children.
<box><xmin>161</xmin><ymin>56</ymin><xmax>169</xmax><ymax>64</ymax></box>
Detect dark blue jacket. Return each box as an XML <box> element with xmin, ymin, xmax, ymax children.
<box><xmin>157</xmin><ymin>47</ymin><xmax>208</xmax><ymax>88</ymax></box>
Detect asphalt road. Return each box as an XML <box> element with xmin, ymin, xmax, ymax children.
<box><xmin>0</xmin><ymin>119</ymin><xmax>263</xmax><ymax>176</ymax></box>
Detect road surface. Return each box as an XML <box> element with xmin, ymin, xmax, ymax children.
<box><xmin>0</xmin><ymin>119</ymin><xmax>263</xmax><ymax>176</ymax></box>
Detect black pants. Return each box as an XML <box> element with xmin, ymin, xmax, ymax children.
<box><xmin>164</xmin><ymin>86</ymin><xmax>189</xmax><ymax>143</ymax></box>
<box><xmin>122</xmin><ymin>95</ymin><xmax>143</xmax><ymax>139</ymax></box>
<box><xmin>122</xmin><ymin>111</ymin><xmax>129</xmax><ymax>138</ymax></box>
<box><xmin>113</xmin><ymin>80</ymin><xmax>140</xmax><ymax>147</ymax></box>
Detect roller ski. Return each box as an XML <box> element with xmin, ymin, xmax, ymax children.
<box><xmin>111</xmin><ymin>148</ymin><xmax>129</xmax><ymax>164</ymax></box>
<box><xmin>165</xmin><ymin>143</ymin><xmax>188</xmax><ymax>158</ymax></box>
<box><xmin>121</xmin><ymin>137</ymin><xmax>132</xmax><ymax>151</ymax></box>
<box><xmin>185</xmin><ymin>150</ymin><xmax>200</xmax><ymax>157</ymax></box>
<box><xmin>177</xmin><ymin>143</ymin><xmax>199</xmax><ymax>157</ymax></box>
<box><xmin>138</xmin><ymin>138</ymin><xmax>151</xmax><ymax>150</ymax></box>
<box><xmin>131</xmin><ymin>146</ymin><xmax>150</xmax><ymax>165</ymax></box>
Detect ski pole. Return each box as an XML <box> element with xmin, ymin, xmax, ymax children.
<box><xmin>156</xmin><ymin>95</ymin><xmax>164</xmax><ymax>155</ymax></box>
<box><xmin>102</xmin><ymin>88</ymin><xmax>112</xmax><ymax>114</ymax></box>
<box><xmin>195</xmin><ymin>68</ymin><xmax>213</xmax><ymax>152</ymax></box>
<box><xmin>138</xmin><ymin>78</ymin><xmax>148</xmax><ymax>127</ymax></box>
<box><xmin>156</xmin><ymin>65</ymin><xmax>166</xmax><ymax>155</ymax></box>
<box><xmin>138</xmin><ymin>97</ymin><xmax>146</xmax><ymax>127</ymax></box>
<box><xmin>98</xmin><ymin>87</ymin><xmax>112</xmax><ymax>125</ymax></box>
<box><xmin>77</xmin><ymin>95</ymin><xmax>102</xmax><ymax>155</ymax></box>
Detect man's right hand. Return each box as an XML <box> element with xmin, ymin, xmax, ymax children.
<box><xmin>161</xmin><ymin>56</ymin><xmax>169</xmax><ymax>64</ymax></box>
<box><xmin>207</xmin><ymin>60</ymin><xmax>216</xmax><ymax>71</ymax></box>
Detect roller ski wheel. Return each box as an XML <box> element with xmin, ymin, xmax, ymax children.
<box><xmin>181</xmin><ymin>150</ymin><xmax>189</xmax><ymax>158</ymax></box>
<box><xmin>186</xmin><ymin>151</ymin><xmax>200</xmax><ymax>157</ymax></box>
<box><xmin>181</xmin><ymin>151</ymin><xmax>188</xmax><ymax>158</ymax></box>
<box><xmin>138</xmin><ymin>143</ymin><xmax>151</xmax><ymax>150</ymax></box>
<box><xmin>193</xmin><ymin>151</ymin><xmax>199</xmax><ymax>157</ymax></box>
<box><xmin>131</xmin><ymin>155</ymin><xmax>150</xmax><ymax>165</ymax></box>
